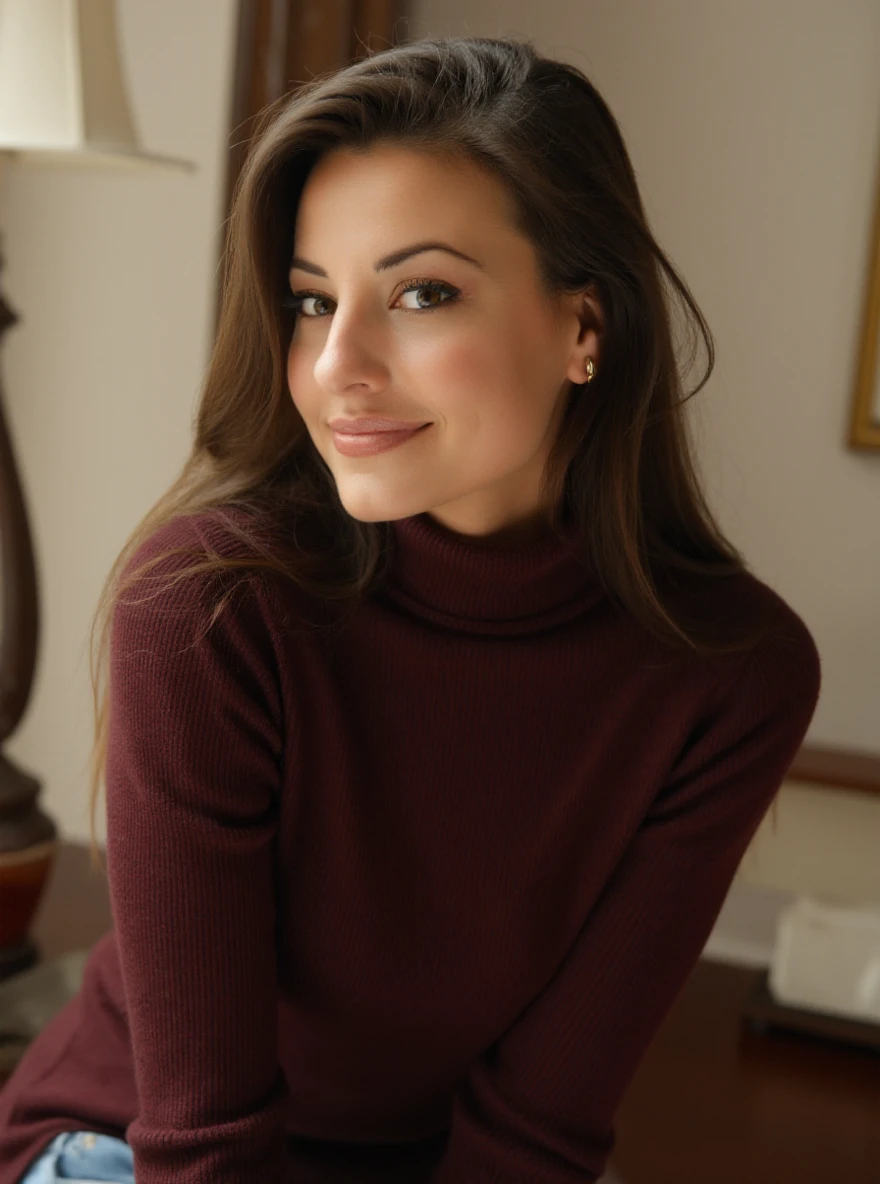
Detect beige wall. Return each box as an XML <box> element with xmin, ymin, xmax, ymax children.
<box><xmin>1</xmin><ymin>0</ymin><xmax>239</xmax><ymax>847</ymax></box>
<box><xmin>0</xmin><ymin>2</ymin><xmax>878</xmax><ymax>963</ymax></box>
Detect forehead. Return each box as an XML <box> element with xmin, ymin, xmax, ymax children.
<box><xmin>293</xmin><ymin>143</ymin><xmax>519</xmax><ymax>242</ymax></box>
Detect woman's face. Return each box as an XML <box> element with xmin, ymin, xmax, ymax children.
<box><xmin>286</xmin><ymin>143</ymin><xmax>602</xmax><ymax>545</ymax></box>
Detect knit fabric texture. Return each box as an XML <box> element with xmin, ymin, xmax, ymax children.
<box><xmin>0</xmin><ymin>507</ymin><xmax>821</xmax><ymax>1183</ymax></box>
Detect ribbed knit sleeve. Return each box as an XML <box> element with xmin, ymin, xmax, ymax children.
<box><xmin>429</xmin><ymin>616</ymin><xmax>822</xmax><ymax>1184</ymax></box>
<box><xmin>104</xmin><ymin>517</ymin><xmax>289</xmax><ymax>1183</ymax></box>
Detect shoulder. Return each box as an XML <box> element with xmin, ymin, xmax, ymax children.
<box><xmin>646</xmin><ymin>569</ymin><xmax>821</xmax><ymax>839</ymax></box>
<box><xmin>113</xmin><ymin>505</ymin><xmax>333</xmax><ymax>650</ymax></box>
<box><xmin>690</xmin><ymin>566</ymin><xmax>821</xmax><ymax>734</ymax></box>
<box><xmin>112</xmin><ymin>507</ymin><xmax>287</xmax><ymax>647</ymax></box>
<box><xmin>106</xmin><ymin>514</ymin><xmax>289</xmax><ymax>764</ymax></box>
<box><xmin>653</xmin><ymin>561</ymin><xmax>821</xmax><ymax>723</ymax></box>
<box><xmin>120</xmin><ymin>506</ymin><xmax>269</xmax><ymax>579</ymax></box>
<box><xmin>728</xmin><ymin>570</ymin><xmax>821</xmax><ymax>727</ymax></box>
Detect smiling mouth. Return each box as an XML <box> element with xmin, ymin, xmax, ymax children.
<box><xmin>331</xmin><ymin>423</ymin><xmax>431</xmax><ymax>455</ymax></box>
<box><xmin>328</xmin><ymin>421</ymin><xmax>431</xmax><ymax>434</ymax></box>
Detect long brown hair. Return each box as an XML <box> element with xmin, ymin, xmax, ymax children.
<box><xmin>87</xmin><ymin>35</ymin><xmax>777</xmax><ymax>867</ymax></box>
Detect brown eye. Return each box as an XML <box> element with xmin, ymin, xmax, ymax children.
<box><xmin>282</xmin><ymin>291</ymin><xmax>335</xmax><ymax>318</ymax></box>
<box><xmin>397</xmin><ymin>280</ymin><xmax>459</xmax><ymax>310</ymax></box>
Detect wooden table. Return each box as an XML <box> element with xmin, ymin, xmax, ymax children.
<box><xmin>9</xmin><ymin>845</ymin><xmax>880</xmax><ymax>1181</ymax></box>
<box><xmin>611</xmin><ymin>957</ymin><xmax>880</xmax><ymax>1183</ymax></box>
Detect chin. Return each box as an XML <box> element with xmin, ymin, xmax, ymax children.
<box><xmin>335</xmin><ymin>489</ymin><xmax>428</xmax><ymax>525</ymax></box>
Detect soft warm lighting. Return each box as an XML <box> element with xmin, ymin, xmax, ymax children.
<box><xmin>0</xmin><ymin>0</ymin><xmax>194</xmax><ymax>172</ymax></box>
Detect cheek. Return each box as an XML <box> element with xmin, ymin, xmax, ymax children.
<box><xmin>423</xmin><ymin>329</ymin><xmax>549</xmax><ymax>423</ymax></box>
<box><xmin>409</xmin><ymin>330</ymin><xmax>520</xmax><ymax>405</ymax></box>
<box><xmin>287</xmin><ymin>337</ymin><xmax>305</xmax><ymax>384</ymax></box>
<box><xmin>287</xmin><ymin>340</ymin><xmax>316</xmax><ymax>416</ymax></box>
<box><xmin>425</xmin><ymin>305</ymin><xmax>551</xmax><ymax>392</ymax></box>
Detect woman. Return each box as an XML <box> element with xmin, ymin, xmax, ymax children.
<box><xmin>0</xmin><ymin>35</ymin><xmax>820</xmax><ymax>1184</ymax></box>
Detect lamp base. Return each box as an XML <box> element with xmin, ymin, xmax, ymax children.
<box><xmin>0</xmin><ymin>937</ymin><xmax>37</xmax><ymax>982</ymax></box>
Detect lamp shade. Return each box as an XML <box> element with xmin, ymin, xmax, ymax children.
<box><xmin>0</xmin><ymin>0</ymin><xmax>194</xmax><ymax>172</ymax></box>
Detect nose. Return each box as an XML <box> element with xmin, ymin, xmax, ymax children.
<box><xmin>311</xmin><ymin>305</ymin><xmax>390</xmax><ymax>393</ymax></box>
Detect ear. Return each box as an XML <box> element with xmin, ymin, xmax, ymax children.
<box><xmin>562</xmin><ymin>285</ymin><xmax>605</xmax><ymax>386</ymax></box>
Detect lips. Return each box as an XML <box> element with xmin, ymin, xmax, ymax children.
<box><xmin>328</xmin><ymin>418</ymin><xmax>430</xmax><ymax>434</ymax></box>
<box><xmin>331</xmin><ymin>423</ymin><xmax>431</xmax><ymax>457</ymax></box>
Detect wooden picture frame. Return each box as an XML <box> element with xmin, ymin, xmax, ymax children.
<box><xmin>849</xmin><ymin>144</ymin><xmax>880</xmax><ymax>450</ymax></box>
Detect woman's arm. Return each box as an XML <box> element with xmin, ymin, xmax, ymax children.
<box><xmin>430</xmin><ymin>615</ymin><xmax>822</xmax><ymax>1183</ymax></box>
<box><xmin>105</xmin><ymin>516</ymin><xmax>289</xmax><ymax>1183</ymax></box>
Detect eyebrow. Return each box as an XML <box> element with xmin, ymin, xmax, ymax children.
<box><xmin>289</xmin><ymin>240</ymin><xmax>486</xmax><ymax>278</ymax></box>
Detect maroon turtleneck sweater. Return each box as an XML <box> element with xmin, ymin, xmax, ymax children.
<box><xmin>0</xmin><ymin>508</ymin><xmax>821</xmax><ymax>1183</ymax></box>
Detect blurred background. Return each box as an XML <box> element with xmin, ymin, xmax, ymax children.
<box><xmin>0</xmin><ymin>2</ymin><xmax>877</xmax><ymax>1180</ymax></box>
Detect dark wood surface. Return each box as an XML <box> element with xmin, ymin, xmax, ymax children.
<box><xmin>742</xmin><ymin>969</ymin><xmax>880</xmax><ymax>1052</ymax></box>
<box><xmin>611</xmin><ymin>958</ymin><xmax>880</xmax><ymax>1184</ymax></box>
<box><xmin>9</xmin><ymin>845</ymin><xmax>880</xmax><ymax>1181</ymax></box>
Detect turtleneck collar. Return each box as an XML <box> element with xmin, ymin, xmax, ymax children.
<box><xmin>379</xmin><ymin>511</ymin><xmax>607</xmax><ymax>635</ymax></box>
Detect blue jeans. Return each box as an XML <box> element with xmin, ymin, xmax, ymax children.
<box><xmin>17</xmin><ymin>1131</ymin><xmax>134</xmax><ymax>1183</ymax></box>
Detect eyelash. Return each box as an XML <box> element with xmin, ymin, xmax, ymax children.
<box><xmin>281</xmin><ymin>278</ymin><xmax>460</xmax><ymax>318</ymax></box>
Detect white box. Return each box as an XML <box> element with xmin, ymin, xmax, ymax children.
<box><xmin>769</xmin><ymin>897</ymin><xmax>880</xmax><ymax>1025</ymax></box>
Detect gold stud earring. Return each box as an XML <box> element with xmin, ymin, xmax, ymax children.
<box><xmin>584</xmin><ymin>357</ymin><xmax>595</xmax><ymax>383</ymax></box>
